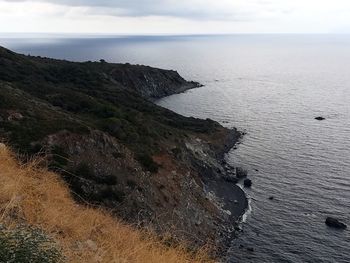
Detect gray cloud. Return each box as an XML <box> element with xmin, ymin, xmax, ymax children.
<box><xmin>3</xmin><ymin>0</ymin><xmax>259</xmax><ymax>20</ymax></box>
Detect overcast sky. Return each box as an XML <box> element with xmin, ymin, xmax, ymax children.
<box><xmin>1</xmin><ymin>0</ymin><xmax>350</xmax><ymax>34</ymax></box>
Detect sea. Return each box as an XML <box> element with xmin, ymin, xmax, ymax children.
<box><xmin>1</xmin><ymin>34</ymin><xmax>349</xmax><ymax>263</ymax></box>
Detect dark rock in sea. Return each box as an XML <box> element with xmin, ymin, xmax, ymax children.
<box><xmin>269</xmin><ymin>196</ymin><xmax>274</xmax><ymax>200</ymax></box>
<box><xmin>239</xmin><ymin>244</ymin><xmax>244</xmax><ymax>249</ymax></box>
<box><xmin>247</xmin><ymin>247</ymin><xmax>254</xmax><ymax>252</ymax></box>
<box><xmin>236</xmin><ymin>167</ymin><xmax>248</xmax><ymax>179</ymax></box>
<box><xmin>234</xmin><ymin>226</ymin><xmax>241</xmax><ymax>232</ymax></box>
<box><xmin>315</xmin><ymin>116</ymin><xmax>326</xmax><ymax>121</ymax></box>
<box><xmin>244</xmin><ymin>179</ymin><xmax>252</xmax><ymax>188</ymax></box>
<box><xmin>325</xmin><ymin>217</ymin><xmax>347</xmax><ymax>229</ymax></box>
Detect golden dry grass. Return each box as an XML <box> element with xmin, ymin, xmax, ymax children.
<box><xmin>0</xmin><ymin>144</ymin><xmax>213</xmax><ymax>263</ymax></box>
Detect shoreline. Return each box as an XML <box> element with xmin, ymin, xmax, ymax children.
<box><xmin>0</xmin><ymin>45</ymin><xmax>248</xmax><ymax>257</ymax></box>
<box><xmin>156</xmin><ymin>89</ymin><xmax>249</xmax><ymax>225</ymax></box>
<box><xmin>156</xmin><ymin>85</ymin><xmax>249</xmax><ymax>253</ymax></box>
<box><xmin>210</xmin><ymin>129</ymin><xmax>249</xmax><ymax>252</ymax></box>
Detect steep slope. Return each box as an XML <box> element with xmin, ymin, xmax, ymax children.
<box><xmin>0</xmin><ymin>144</ymin><xmax>212</xmax><ymax>263</ymax></box>
<box><xmin>0</xmin><ymin>46</ymin><xmax>247</xmax><ymax>250</ymax></box>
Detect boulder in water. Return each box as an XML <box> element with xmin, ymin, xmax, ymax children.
<box><xmin>315</xmin><ymin>116</ymin><xmax>325</xmax><ymax>121</ymax></box>
<box><xmin>247</xmin><ymin>247</ymin><xmax>254</xmax><ymax>252</ymax></box>
<box><xmin>244</xmin><ymin>179</ymin><xmax>252</xmax><ymax>188</ymax></box>
<box><xmin>325</xmin><ymin>217</ymin><xmax>347</xmax><ymax>229</ymax></box>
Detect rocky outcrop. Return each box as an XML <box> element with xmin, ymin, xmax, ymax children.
<box><xmin>325</xmin><ymin>217</ymin><xmax>347</xmax><ymax>229</ymax></box>
<box><xmin>315</xmin><ymin>116</ymin><xmax>325</xmax><ymax>121</ymax></box>
<box><xmin>109</xmin><ymin>64</ymin><xmax>202</xmax><ymax>100</ymax></box>
<box><xmin>236</xmin><ymin>167</ymin><xmax>248</xmax><ymax>179</ymax></box>
<box><xmin>244</xmin><ymin>179</ymin><xmax>252</xmax><ymax>188</ymax></box>
<box><xmin>0</xmin><ymin>46</ymin><xmax>247</xmax><ymax>253</ymax></box>
<box><xmin>39</xmin><ymin>127</ymin><xmax>247</xmax><ymax>251</ymax></box>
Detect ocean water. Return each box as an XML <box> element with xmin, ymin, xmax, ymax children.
<box><xmin>1</xmin><ymin>35</ymin><xmax>349</xmax><ymax>263</ymax></box>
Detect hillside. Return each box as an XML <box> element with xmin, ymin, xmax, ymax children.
<box><xmin>0</xmin><ymin>144</ymin><xmax>212</xmax><ymax>262</ymax></box>
<box><xmin>0</xmin><ymin>46</ymin><xmax>247</xmax><ymax>251</ymax></box>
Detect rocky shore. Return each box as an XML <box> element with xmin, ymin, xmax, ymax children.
<box><xmin>0</xmin><ymin>45</ymin><xmax>248</xmax><ymax>255</ymax></box>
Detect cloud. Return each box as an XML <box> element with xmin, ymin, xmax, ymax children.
<box><xmin>1</xmin><ymin>0</ymin><xmax>276</xmax><ymax>21</ymax></box>
<box><xmin>1</xmin><ymin>0</ymin><xmax>350</xmax><ymax>34</ymax></box>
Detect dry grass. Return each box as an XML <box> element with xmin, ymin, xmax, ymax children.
<box><xmin>0</xmin><ymin>144</ymin><xmax>213</xmax><ymax>263</ymax></box>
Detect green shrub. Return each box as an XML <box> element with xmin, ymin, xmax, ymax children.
<box><xmin>74</xmin><ymin>163</ymin><xmax>117</xmax><ymax>185</ymax></box>
<box><xmin>48</xmin><ymin>145</ymin><xmax>69</xmax><ymax>170</ymax></box>
<box><xmin>75</xmin><ymin>162</ymin><xmax>94</xmax><ymax>178</ymax></box>
<box><xmin>99</xmin><ymin>187</ymin><xmax>125</xmax><ymax>202</ymax></box>
<box><xmin>0</xmin><ymin>224</ymin><xmax>63</xmax><ymax>263</ymax></box>
<box><xmin>171</xmin><ymin>147</ymin><xmax>182</xmax><ymax>158</ymax></box>
<box><xmin>126</xmin><ymin>179</ymin><xmax>137</xmax><ymax>189</ymax></box>
<box><xmin>137</xmin><ymin>154</ymin><xmax>159</xmax><ymax>173</ymax></box>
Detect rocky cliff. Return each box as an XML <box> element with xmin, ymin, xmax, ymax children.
<box><xmin>0</xmin><ymin>46</ymin><xmax>247</xmax><ymax>252</ymax></box>
<box><xmin>109</xmin><ymin>64</ymin><xmax>201</xmax><ymax>100</ymax></box>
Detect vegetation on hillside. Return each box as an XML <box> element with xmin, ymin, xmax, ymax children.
<box><xmin>0</xmin><ymin>46</ymin><xmax>237</xmax><ymax>254</ymax></box>
<box><xmin>0</xmin><ymin>145</ymin><xmax>213</xmax><ymax>263</ymax></box>
<box><xmin>0</xmin><ymin>46</ymin><xmax>219</xmax><ymax>170</ymax></box>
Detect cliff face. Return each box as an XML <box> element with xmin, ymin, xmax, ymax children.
<box><xmin>0</xmin><ymin>46</ymin><xmax>246</xmax><ymax>251</ymax></box>
<box><xmin>109</xmin><ymin>64</ymin><xmax>201</xmax><ymax>100</ymax></box>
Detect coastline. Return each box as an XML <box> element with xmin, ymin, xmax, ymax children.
<box><xmin>156</xmin><ymin>83</ymin><xmax>249</xmax><ymax>219</ymax></box>
<box><xmin>202</xmin><ymin>128</ymin><xmax>249</xmax><ymax>252</ymax></box>
<box><xmin>0</xmin><ymin>45</ymin><xmax>248</xmax><ymax>257</ymax></box>
<box><xmin>156</xmin><ymin>89</ymin><xmax>249</xmax><ymax>253</ymax></box>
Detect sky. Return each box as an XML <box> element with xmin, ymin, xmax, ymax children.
<box><xmin>0</xmin><ymin>0</ymin><xmax>350</xmax><ymax>34</ymax></box>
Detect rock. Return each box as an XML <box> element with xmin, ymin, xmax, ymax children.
<box><xmin>224</xmin><ymin>176</ymin><xmax>238</xmax><ymax>184</ymax></box>
<box><xmin>234</xmin><ymin>226</ymin><xmax>241</xmax><ymax>231</ymax></box>
<box><xmin>7</xmin><ymin>112</ymin><xmax>24</xmax><ymax>121</ymax></box>
<box><xmin>325</xmin><ymin>217</ymin><xmax>347</xmax><ymax>229</ymax></box>
<box><xmin>239</xmin><ymin>244</ymin><xmax>244</xmax><ymax>249</ymax></box>
<box><xmin>268</xmin><ymin>196</ymin><xmax>274</xmax><ymax>200</ymax></box>
<box><xmin>236</xmin><ymin>167</ymin><xmax>248</xmax><ymax>179</ymax></box>
<box><xmin>244</xmin><ymin>179</ymin><xmax>252</xmax><ymax>188</ymax></box>
<box><xmin>315</xmin><ymin>116</ymin><xmax>325</xmax><ymax>121</ymax></box>
<box><xmin>247</xmin><ymin>247</ymin><xmax>254</xmax><ymax>252</ymax></box>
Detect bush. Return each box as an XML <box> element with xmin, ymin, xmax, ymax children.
<box><xmin>48</xmin><ymin>145</ymin><xmax>68</xmax><ymax>170</ymax></box>
<box><xmin>99</xmin><ymin>187</ymin><xmax>125</xmax><ymax>202</ymax></box>
<box><xmin>74</xmin><ymin>163</ymin><xmax>117</xmax><ymax>185</ymax></box>
<box><xmin>75</xmin><ymin>162</ymin><xmax>94</xmax><ymax>179</ymax></box>
<box><xmin>126</xmin><ymin>179</ymin><xmax>137</xmax><ymax>189</ymax></box>
<box><xmin>0</xmin><ymin>224</ymin><xmax>63</xmax><ymax>263</ymax></box>
<box><xmin>137</xmin><ymin>154</ymin><xmax>159</xmax><ymax>173</ymax></box>
<box><xmin>171</xmin><ymin>147</ymin><xmax>182</xmax><ymax>158</ymax></box>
